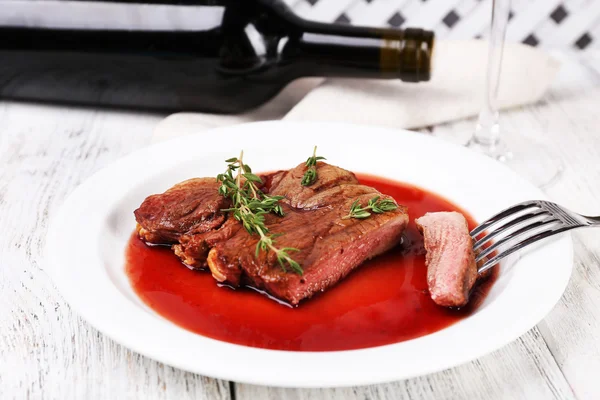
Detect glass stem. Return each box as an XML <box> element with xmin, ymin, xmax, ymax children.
<box><xmin>472</xmin><ymin>0</ymin><xmax>511</xmax><ymax>149</ymax></box>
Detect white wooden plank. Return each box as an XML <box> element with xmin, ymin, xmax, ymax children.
<box><xmin>538</xmin><ymin>236</ymin><xmax>600</xmax><ymax>400</ymax></box>
<box><xmin>236</xmin><ymin>329</ymin><xmax>574</xmax><ymax>399</ymax></box>
<box><xmin>506</xmin><ymin>52</ymin><xmax>600</xmax><ymax>400</ymax></box>
<box><xmin>0</xmin><ymin>102</ymin><xmax>231</xmax><ymax>400</ymax></box>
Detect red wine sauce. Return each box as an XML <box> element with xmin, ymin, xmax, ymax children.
<box><xmin>125</xmin><ymin>174</ymin><xmax>497</xmax><ymax>351</ymax></box>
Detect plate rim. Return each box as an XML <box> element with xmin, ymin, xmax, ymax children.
<box><xmin>45</xmin><ymin>120</ymin><xmax>574</xmax><ymax>388</ymax></box>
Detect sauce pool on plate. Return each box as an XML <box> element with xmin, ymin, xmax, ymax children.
<box><xmin>126</xmin><ymin>174</ymin><xmax>497</xmax><ymax>351</ymax></box>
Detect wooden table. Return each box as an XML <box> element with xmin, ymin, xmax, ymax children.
<box><xmin>1</xmin><ymin>51</ymin><xmax>599</xmax><ymax>400</ymax></box>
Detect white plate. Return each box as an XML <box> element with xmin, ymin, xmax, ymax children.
<box><xmin>45</xmin><ymin>121</ymin><xmax>573</xmax><ymax>388</ymax></box>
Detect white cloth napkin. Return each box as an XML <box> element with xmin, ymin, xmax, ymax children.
<box><xmin>152</xmin><ymin>40</ymin><xmax>560</xmax><ymax>143</ymax></box>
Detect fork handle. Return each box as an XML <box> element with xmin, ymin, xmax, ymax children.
<box><xmin>585</xmin><ymin>215</ymin><xmax>600</xmax><ymax>225</ymax></box>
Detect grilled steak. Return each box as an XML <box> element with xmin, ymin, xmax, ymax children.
<box><xmin>207</xmin><ymin>162</ymin><xmax>409</xmax><ymax>305</ymax></box>
<box><xmin>415</xmin><ymin>211</ymin><xmax>478</xmax><ymax>307</ymax></box>
<box><xmin>135</xmin><ymin>162</ymin><xmax>409</xmax><ymax>305</ymax></box>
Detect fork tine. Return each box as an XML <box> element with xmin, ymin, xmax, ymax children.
<box><xmin>478</xmin><ymin>225</ymin><xmax>573</xmax><ymax>274</ymax></box>
<box><xmin>473</xmin><ymin>209</ymin><xmax>551</xmax><ymax>251</ymax></box>
<box><xmin>476</xmin><ymin>217</ymin><xmax>557</xmax><ymax>262</ymax></box>
<box><xmin>470</xmin><ymin>200</ymin><xmax>540</xmax><ymax>238</ymax></box>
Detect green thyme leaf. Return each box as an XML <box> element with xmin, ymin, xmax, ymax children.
<box><xmin>301</xmin><ymin>146</ymin><xmax>326</xmax><ymax>187</ymax></box>
<box><xmin>343</xmin><ymin>196</ymin><xmax>398</xmax><ymax>220</ymax></box>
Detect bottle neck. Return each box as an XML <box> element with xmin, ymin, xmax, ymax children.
<box><xmin>283</xmin><ymin>23</ymin><xmax>434</xmax><ymax>82</ymax></box>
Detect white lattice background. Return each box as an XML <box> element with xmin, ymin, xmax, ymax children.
<box><xmin>283</xmin><ymin>0</ymin><xmax>599</xmax><ymax>50</ymax></box>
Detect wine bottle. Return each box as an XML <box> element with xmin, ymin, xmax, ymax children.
<box><xmin>0</xmin><ymin>0</ymin><xmax>434</xmax><ymax>113</ymax></box>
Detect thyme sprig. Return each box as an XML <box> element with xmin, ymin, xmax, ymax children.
<box><xmin>301</xmin><ymin>146</ymin><xmax>326</xmax><ymax>186</ymax></box>
<box><xmin>217</xmin><ymin>151</ymin><xmax>302</xmax><ymax>274</ymax></box>
<box><xmin>342</xmin><ymin>196</ymin><xmax>398</xmax><ymax>220</ymax></box>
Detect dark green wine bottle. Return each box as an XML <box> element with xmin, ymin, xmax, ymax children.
<box><xmin>0</xmin><ymin>0</ymin><xmax>434</xmax><ymax>113</ymax></box>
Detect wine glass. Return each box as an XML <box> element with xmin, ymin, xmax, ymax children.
<box><xmin>465</xmin><ymin>0</ymin><xmax>563</xmax><ymax>188</ymax></box>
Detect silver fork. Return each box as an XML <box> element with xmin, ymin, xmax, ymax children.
<box><xmin>471</xmin><ymin>200</ymin><xmax>599</xmax><ymax>274</ymax></box>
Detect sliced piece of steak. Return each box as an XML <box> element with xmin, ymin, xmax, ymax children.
<box><xmin>415</xmin><ymin>211</ymin><xmax>478</xmax><ymax>307</ymax></box>
<box><xmin>207</xmin><ymin>183</ymin><xmax>409</xmax><ymax>305</ymax></box>
<box><xmin>134</xmin><ymin>178</ymin><xmax>229</xmax><ymax>244</ymax></box>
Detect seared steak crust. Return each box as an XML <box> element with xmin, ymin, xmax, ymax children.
<box><xmin>269</xmin><ymin>161</ymin><xmax>359</xmax><ymax>209</ymax></box>
<box><xmin>134</xmin><ymin>178</ymin><xmax>229</xmax><ymax>244</ymax></box>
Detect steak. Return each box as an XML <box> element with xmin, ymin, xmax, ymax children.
<box><xmin>206</xmin><ymin>162</ymin><xmax>409</xmax><ymax>305</ymax></box>
<box><xmin>415</xmin><ymin>211</ymin><xmax>478</xmax><ymax>307</ymax></box>
<box><xmin>135</xmin><ymin>162</ymin><xmax>409</xmax><ymax>305</ymax></box>
<box><xmin>134</xmin><ymin>178</ymin><xmax>230</xmax><ymax>245</ymax></box>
